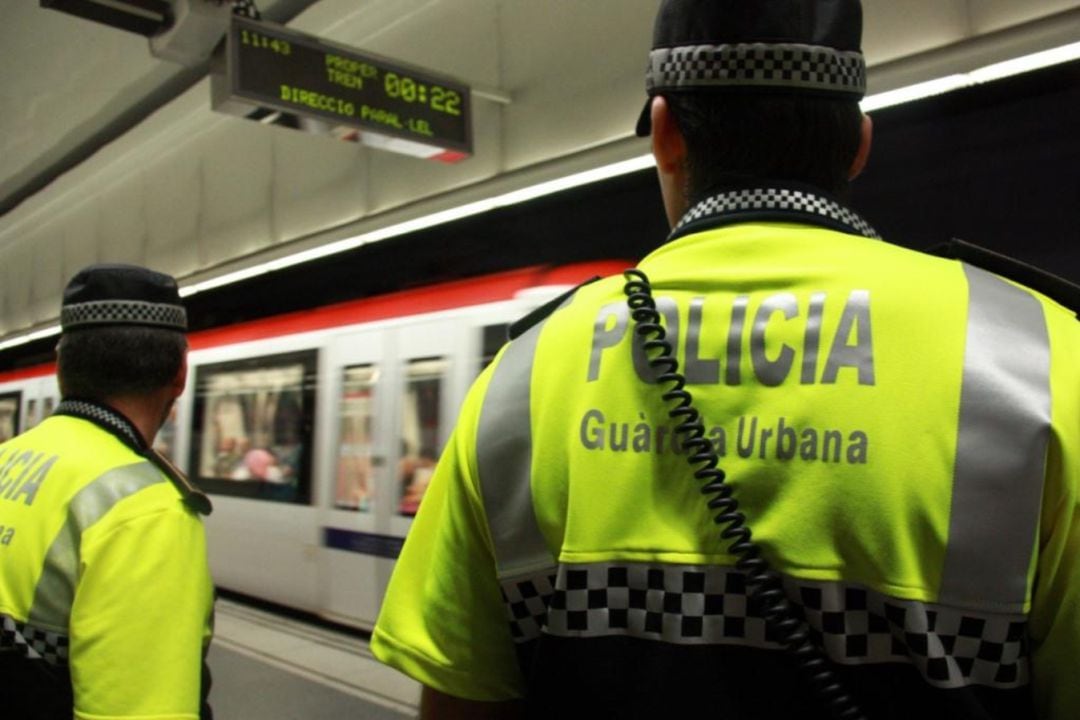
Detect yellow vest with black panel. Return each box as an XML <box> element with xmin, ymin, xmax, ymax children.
<box><xmin>372</xmin><ymin>186</ymin><xmax>1080</xmax><ymax>719</ymax></box>
<box><xmin>0</xmin><ymin>400</ymin><xmax>214</xmax><ymax>720</ymax></box>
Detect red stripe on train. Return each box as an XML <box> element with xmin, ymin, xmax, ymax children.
<box><xmin>0</xmin><ymin>261</ymin><xmax>628</xmax><ymax>383</ymax></box>
<box><xmin>188</xmin><ymin>261</ymin><xmax>626</xmax><ymax>350</ymax></box>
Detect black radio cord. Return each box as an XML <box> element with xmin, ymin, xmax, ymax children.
<box><xmin>623</xmin><ymin>269</ymin><xmax>866</xmax><ymax>720</ymax></box>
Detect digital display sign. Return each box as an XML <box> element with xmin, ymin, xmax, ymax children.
<box><xmin>213</xmin><ymin>17</ymin><xmax>472</xmax><ymax>162</ymax></box>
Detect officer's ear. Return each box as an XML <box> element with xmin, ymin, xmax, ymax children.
<box><xmin>651</xmin><ymin>96</ymin><xmax>690</xmax><ymax>228</ymax></box>
<box><xmin>848</xmin><ymin>113</ymin><xmax>873</xmax><ymax>181</ymax></box>
<box><xmin>651</xmin><ymin>96</ymin><xmax>686</xmax><ymax>170</ymax></box>
<box><xmin>54</xmin><ymin>340</ymin><xmax>68</xmax><ymax>397</ymax></box>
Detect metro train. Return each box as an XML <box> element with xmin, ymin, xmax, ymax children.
<box><xmin>0</xmin><ymin>259</ymin><xmax>627</xmax><ymax>630</ymax></box>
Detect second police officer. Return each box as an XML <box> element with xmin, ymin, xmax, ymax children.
<box><xmin>0</xmin><ymin>264</ymin><xmax>215</xmax><ymax>720</ymax></box>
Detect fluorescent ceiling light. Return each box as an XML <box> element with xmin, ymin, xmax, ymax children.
<box><xmin>969</xmin><ymin>40</ymin><xmax>1080</xmax><ymax>84</ymax></box>
<box><xmin>862</xmin><ymin>40</ymin><xmax>1080</xmax><ymax>112</ymax></box>
<box><xmin>180</xmin><ymin>154</ymin><xmax>657</xmax><ymax>297</ymax></box>
<box><xmin>861</xmin><ymin>75</ymin><xmax>970</xmax><ymax>112</ymax></box>
<box><xmin>0</xmin><ymin>325</ymin><xmax>60</xmax><ymax>353</ymax></box>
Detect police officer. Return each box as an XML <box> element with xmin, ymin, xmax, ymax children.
<box><xmin>0</xmin><ymin>264</ymin><xmax>214</xmax><ymax>719</ymax></box>
<box><xmin>372</xmin><ymin>1</ymin><xmax>1080</xmax><ymax>718</ymax></box>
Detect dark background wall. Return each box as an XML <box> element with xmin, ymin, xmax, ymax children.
<box><xmin>852</xmin><ymin>58</ymin><xmax>1080</xmax><ymax>277</ymax></box>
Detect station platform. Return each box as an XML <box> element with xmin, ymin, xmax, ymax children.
<box><xmin>210</xmin><ymin>596</ymin><xmax>419</xmax><ymax>719</ymax></box>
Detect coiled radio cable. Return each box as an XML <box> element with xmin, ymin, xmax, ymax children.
<box><xmin>622</xmin><ymin>268</ymin><xmax>866</xmax><ymax>720</ymax></box>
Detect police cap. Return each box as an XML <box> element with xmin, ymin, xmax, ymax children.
<box><xmin>635</xmin><ymin>0</ymin><xmax>867</xmax><ymax>136</ymax></box>
<box><xmin>61</xmin><ymin>264</ymin><xmax>187</xmax><ymax>333</ymax></box>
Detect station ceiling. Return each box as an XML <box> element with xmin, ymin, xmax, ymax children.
<box><xmin>1</xmin><ymin>0</ymin><xmax>1078</xmax><ymax>343</ymax></box>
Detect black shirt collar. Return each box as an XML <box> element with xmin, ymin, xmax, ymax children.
<box><xmin>670</xmin><ymin>182</ymin><xmax>880</xmax><ymax>242</ymax></box>
<box><xmin>54</xmin><ymin>399</ymin><xmax>146</xmax><ymax>452</ymax></box>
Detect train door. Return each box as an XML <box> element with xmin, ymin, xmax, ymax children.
<box><xmin>318</xmin><ymin>325</ymin><xmax>394</xmax><ymax>628</ymax></box>
<box><xmin>318</xmin><ymin>314</ymin><xmax>470</xmax><ymax>629</ymax></box>
<box><xmin>387</xmin><ymin>314</ymin><xmax>473</xmax><ymax>530</ymax></box>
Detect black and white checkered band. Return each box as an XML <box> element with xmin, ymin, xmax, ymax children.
<box><xmin>55</xmin><ymin>399</ymin><xmax>145</xmax><ymax>451</ymax></box>
<box><xmin>61</xmin><ymin>299</ymin><xmax>187</xmax><ymax>331</ymax></box>
<box><xmin>647</xmin><ymin>43</ymin><xmax>866</xmax><ymax>97</ymax></box>
<box><xmin>675</xmin><ymin>187</ymin><xmax>880</xmax><ymax>240</ymax></box>
<box><xmin>1</xmin><ymin>614</ymin><xmax>70</xmax><ymax>666</ymax></box>
<box><xmin>501</xmin><ymin>563</ymin><xmax>1029</xmax><ymax>691</ymax></box>
<box><xmin>502</xmin><ymin>570</ymin><xmax>558</xmax><ymax>641</ymax></box>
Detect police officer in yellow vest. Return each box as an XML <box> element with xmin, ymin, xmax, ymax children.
<box><xmin>372</xmin><ymin>1</ymin><xmax>1080</xmax><ymax>718</ymax></box>
<box><xmin>0</xmin><ymin>265</ymin><xmax>214</xmax><ymax>719</ymax></box>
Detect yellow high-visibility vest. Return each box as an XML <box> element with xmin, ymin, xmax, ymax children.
<box><xmin>373</xmin><ymin>196</ymin><xmax>1080</xmax><ymax>718</ymax></box>
<box><xmin>0</xmin><ymin>410</ymin><xmax>214</xmax><ymax>720</ymax></box>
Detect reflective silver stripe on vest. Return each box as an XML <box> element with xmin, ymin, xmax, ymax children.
<box><xmin>477</xmin><ymin>320</ymin><xmax>557</xmax><ymax>580</ymax></box>
<box><xmin>28</xmin><ymin>461</ymin><xmax>165</xmax><ymax>631</ymax></box>
<box><xmin>939</xmin><ymin>265</ymin><xmax>1051</xmax><ymax>611</ymax></box>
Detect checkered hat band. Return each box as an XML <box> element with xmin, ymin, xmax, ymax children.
<box><xmin>1</xmin><ymin>614</ymin><xmax>70</xmax><ymax>666</ymax></box>
<box><xmin>502</xmin><ymin>563</ymin><xmax>1030</xmax><ymax>691</ymax></box>
<box><xmin>676</xmin><ymin>187</ymin><xmax>881</xmax><ymax>239</ymax></box>
<box><xmin>61</xmin><ymin>300</ymin><xmax>187</xmax><ymax>331</ymax></box>
<box><xmin>647</xmin><ymin>42</ymin><xmax>866</xmax><ymax>97</ymax></box>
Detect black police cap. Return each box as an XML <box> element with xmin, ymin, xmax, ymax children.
<box><xmin>61</xmin><ymin>264</ymin><xmax>187</xmax><ymax>332</ymax></box>
<box><xmin>635</xmin><ymin>0</ymin><xmax>866</xmax><ymax>136</ymax></box>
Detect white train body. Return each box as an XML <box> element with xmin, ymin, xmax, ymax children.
<box><xmin>0</xmin><ymin>261</ymin><xmax>624</xmax><ymax>629</ymax></box>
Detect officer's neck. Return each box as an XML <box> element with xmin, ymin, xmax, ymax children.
<box><xmin>101</xmin><ymin>391</ymin><xmax>173</xmax><ymax>448</ymax></box>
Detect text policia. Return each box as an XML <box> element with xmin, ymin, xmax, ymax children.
<box><xmin>581</xmin><ymin>288</ymin><xmax>876</xmax><ymax>465</ymax></box>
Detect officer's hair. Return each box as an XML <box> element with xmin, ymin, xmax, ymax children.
<box><xmin>665</xmin><ymin>93</ymin><xmax>864</xmax><ymax>200</ymax></box>
<box><xmin>58</xmin><ymin>326</ymin><xmax>186</xmax><ymax>400</ymax></box>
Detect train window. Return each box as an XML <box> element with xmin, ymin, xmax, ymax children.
<box><xmin>23</xmin><ymin>396</ymin><xmax>54</xmax><ymax>431</ymax></box>
<box><xmin>189</xmin><ymin>350</ymin><xmax>317</xmax><ymax>504</ymax></box>
<box><xmin>398</xmin><ymin>356</ymin><xmax>447</xmax><ymax>517</ymax></box>
<box><xmin>0</xmin><ymin>392</ymin><xmax>20</xmax><ymax>442</ymax></box>
<box><xmin>335</xmin><ymin>364</ymin><xmax>378</xmax><ymax>512</ymax></box>
<box><xmin>24</xmin><ymin>399</ymin><xmax>39</xmax><ymax>431</ymax></box>
<box><xmin>479</xmin><ymin>324</ymin><xmax>509</xmax><ymax>373</ymax></box>
<box><xmin>154</xmin><ymin>404</ymin><xmax>179</xmax><ymax>463</ymax></box>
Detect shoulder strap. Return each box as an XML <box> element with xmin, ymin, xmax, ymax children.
<box><xmin>146</xmin><ymin>448</ymin><xmax>213</xmax><ymax>516</ymax></box>
<box><xmin>508</xmin><ymin>276</ymin><xmax>603</xmax><ymax>340</ymax></box>
<box><xmin>927</xmin><ymin>238</ymin><xmax>1080</xmax><ymax>316</ymax></box>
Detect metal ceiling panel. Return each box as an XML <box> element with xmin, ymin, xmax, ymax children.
<box><xmin>497</xmin><ymin>0</ymin><xmax>655</xmax><ymax>168</ymax></box>
<box><xmin>0</xmin><ymin>2</ymin><xmax>185</xmax><ymax>203</ymax></box>
<box><xmin>863</xmin><ymin>0</ymin><xmax>971</xmax><ymax>64</ymax></box>
<box><xmin>268</xmin><ymin>122</ymin><xmax>369</xmax><ymax>243</ymax></box>
<box><xmin>98</xmin><ymin>178</ymin><xmax>150</xmax><ymax>263</ymax></box>
<box><xmin>198</xmin><ymin>124</ymin><xmax>277</xmax><ymax>264</ymax></box>
<box><xmin>969</xmin><ymin>0</ymin><xmax>1080</xmax><ymax>33</ymax></box>
<box><xmin>1</xmin><ymin>0</ymin><xmax>1079</xmax><ymax>339</ymax></box>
